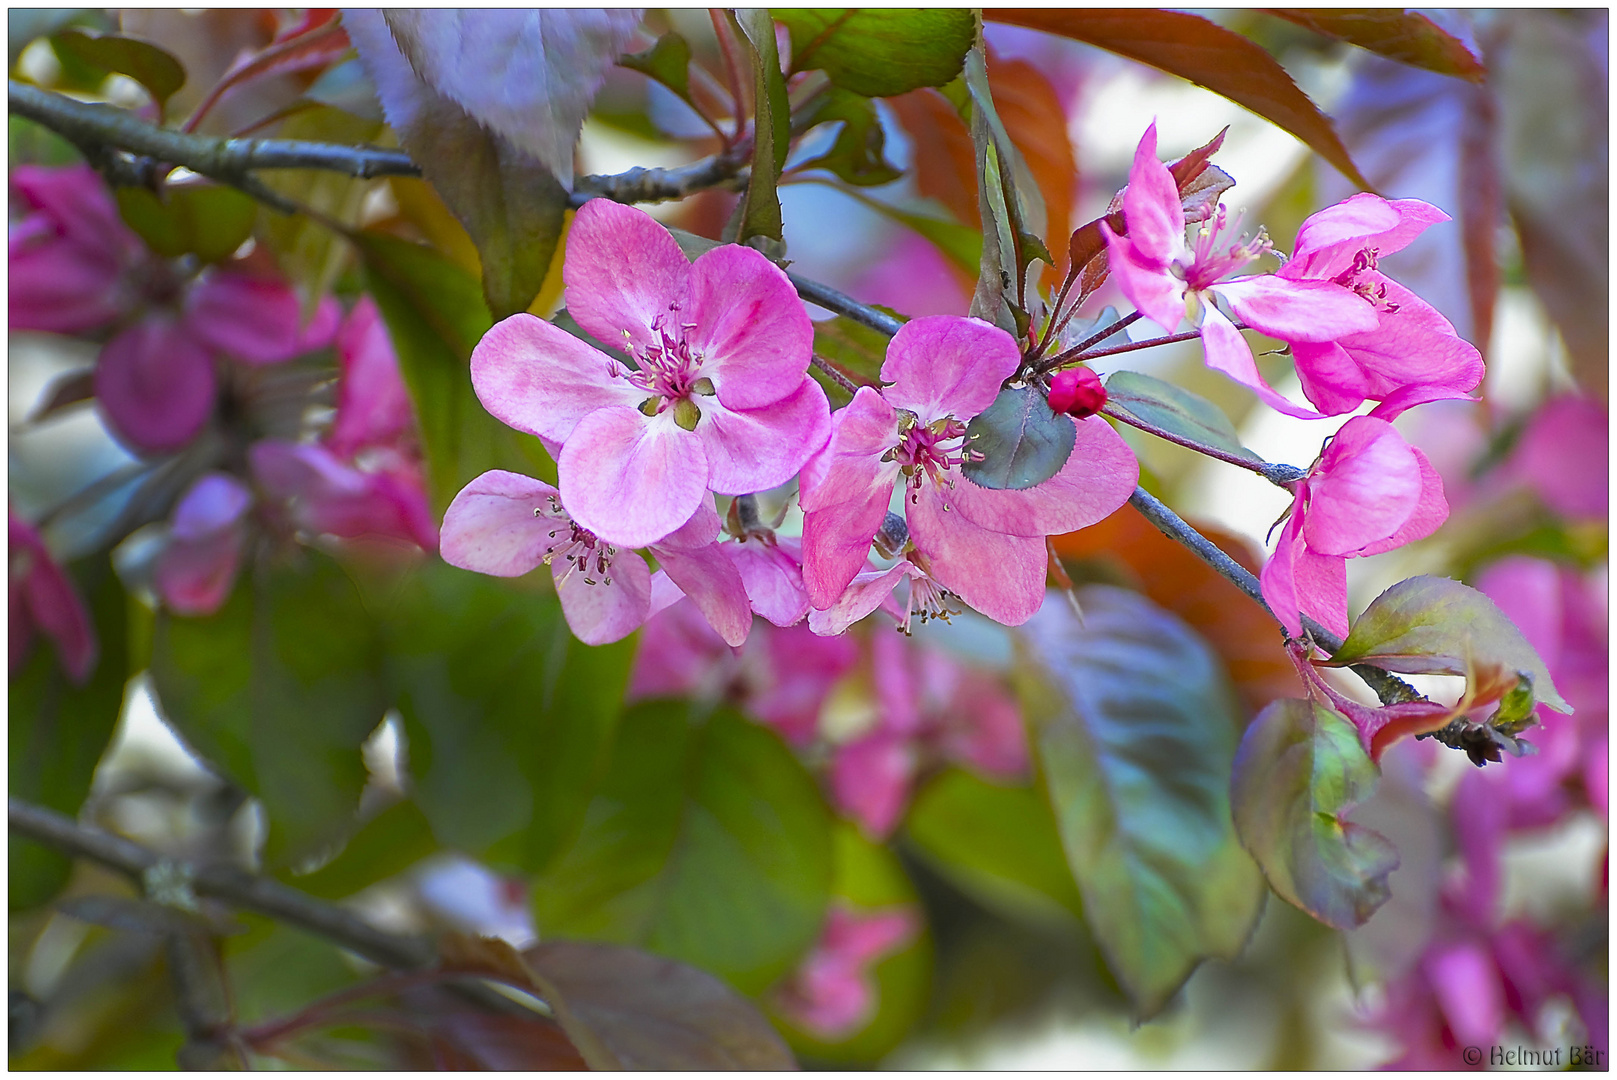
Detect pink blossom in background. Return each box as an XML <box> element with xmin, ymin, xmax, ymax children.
<box><xmin>439</xmin><ymin>471</ymin><xmax>750</xmax><ymax>646</ymax></box>
<box><xmin>848</xmin><ymin>232</ymin><xmax>971</xmax><ymax>319</ymax></box>
<box><xmin>1101</xmin><ymin>123</ymin><xmax>1380</xmax><ymax>419</ymax></box>
<box><xmin>328</xmin><ymin>296</ymin><xmax>418</xmax><ymax>457</ymax></box>
<box><xmin>469</xmin><ymin>198</ymin><xmax>829</xmax><ymax>549</ymax></box>
<box><xmin>1260</xmin><ymin>416</ymin><xmax>1448</xmax><ymax>639</ymax></box>
<box><xmin>9</xmin><ymin>510</ymin><xmax>97</xmax><ymax>683</ymax></box>
<box><xmin>774</xmin><ymin>903</ymin><xmax>919</xmax><ymax>1039</ymax></box>
<box><xmin>8</xmin><ymin>164</ymin><xmax>339</xmax><ymax>453</ymax></box>
<box><xmin>1502</xmin><ymin>395</ymin><xmax>1608</xmax><ymax>521</ymax></box>
<box><xmin>153</xmin><ymin>473</ymin><xmax>253</xmax><ymax>616</ymax></box>
<box><xmin>800</xmin><ymin>315</ymin><xmax>1137</xmax><ymax>627</ymax></box>
<box><xmin>724</xmin><ymin>530</ymin><xmax>811</xmax><ymax>628</ymax></box>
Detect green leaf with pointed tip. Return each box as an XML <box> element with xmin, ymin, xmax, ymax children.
<box><xmin>149</xmin><ymin>551</ymin><xmax>388</xmax><ymax>865</ymax></box>
<box><xmin>1324</xmin><ymin>576</ymin><xmax>1569</xmax><ymax>712</ymax></box>
<box><xmin>1017</xmin><ymin>585</ymin><xmax>1266</xmax><ymax>1018</ymax></box>
<box><xmin>736</xmin><ymin>9</ymin><xmax>790</xmax><ymax>245</ymax></box>
<box><xmin>800</xmin><ymin>87</ymin><xmax>902</xmax><ymax>187</ymax></box>
<box><xmin>1231</xmin><ymin>698</ymin><xmax>1399</xmax><ymax>930</ymax></box>
<box><xmin>51</xmin><ymin>29</ymin><xmax>185</xmax><ymax>108</ymax></box>
<box><xmin>961</xmin><ymin>385</ymin><xmax>1076</xmax><ymax>491</ymax></box>
<box><xmin>620</xmin><ymin>32</ymin><xmax>695</xmax><ymax>107</ymax></box>
<box><xmin>531</xmin><ymin>703</ymin><xmax>833</xmax><ymax>995</ymax></box>
<box><xmin>10</xmin><ymin>555</ymin><xmax>128</xmax><ymax>910</ymax></box>
<box><xmin>774</xmin><ymin>9</ymin><xmax>974</xmax><ymax>98</ymax></box>
<box><xmin>1104</xmin><ymin>370</ymin><xmax>1263</xmax><ymax>463</ymax></box>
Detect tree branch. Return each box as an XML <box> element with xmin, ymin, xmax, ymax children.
<box><xmin>787</xmin><ymin>273</ymin><xmax>904</xmax><ymax>336</ymax></box>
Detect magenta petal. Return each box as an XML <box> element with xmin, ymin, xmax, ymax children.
<box><xmin>1290</xmin><ymin>339</ymin><xmax>1369</xmax><ymax>416</ymax></box>
<box><xmin>9</xmin><ymin>512</ymin><xmax>98</xmax><ymax>683</ymax></box>
<box><xmin>439</xmin><ymin>469</ymin><xmax>567</xmax><ymax>577</ymax></box>
<box><xmin>829</xmin><ymin>731</ymin><xmax>916</xmax><ymax>837</ymax></box>
<box><xmin>646</xmin><ymin>570</ymin><xmax>686</xmax><ymax>621</ymax></box>
<box><xmin>8</xmin><ymin>234</ymin><xmax>128</xmax><ymax>334</ymax></box>
<box><xmin>907</xmin><ymin>487</ymin><xmax>1047</xmax><ymax>626</ymax></box>
<box><xmin>563</xmin><ymin>198</ymin><xmax>689</xmax><ymax>352</ymax></box>
<box><xmin>1120</xmin><ymin>122</ymin><xmax>1186</xmax><ymax>266</ymax></box>
<box><xmin>11</xmin><ymin>164</ymin><xmax>141</xmax><ymax>260</ymax></box>
<box><xmin>554</xmin><ymin>547</ymin><xmax>653</xmax><ymax>646</ymax></box>
<box><xmin>651</xmin><ymin>541</ymin><xmax>753</xmax><ymax>647</ymax></box>
<box><xmin>1216</xmin><ymin>275</ymin><xmax>1378</xmax><ymax>343</ymax></box>
<box><xmin>171</xmin><ymin>473</ymin><xmax>253</xmax><ymax>540</ymax></box>
<box><xmin>655</xmin><ymin>496</ymin><xmax>722</xmax><ymax>551</ymax></box>
<box><xmin>1426</xmin><ymin>943</ymin><xmax>1505</xmax><ymax>1047</ymax></box>
<box><xmin>697</xmin><ymin>377</ymin><xmax>831</xmax><ymax>494</ymax></box>
<box><xmin>1304</xmin><ymin>417</ymin><xmax>1422</xmax><ymax>556</ymax></box>
<box><xmin>1282</xmin><ymin>192</ymin><xmax>1403</xmax><ymax>280</ymax></box>
<box><xmin>950</xmin><ymin>414</ymin><xmax>1137</xmax><ymax>537</ymax></box>
<box><xmin>1353</xmin><ymin>448</ymin><xmax>1448</xmax><ymax>557</ymax></box>
<box><xmin>155</xmin><ymin>528</ymin><xmax>245</xmax><ymax>616</ymax></box>
<box><xmin>799</xmin><ymin>387</ymin><xmax>897</xmax><ymax>513</ymax></box>
<box><xmin>94</xmin><ymin>319</ymin><xmax>217</xmax><ymax>452</ymax></box>
<box><xmin>1198</xmin><ymin>305</ymin><xmax>1324</xmax><ymax>420</ymax></box>
<box><xmin>880</xmin><ymin>316</ymin><xmax>1020</xmax><ymax>423</ymax></box>
<box><xmin>728</xmin><ymin>537</ymin><xmax>810</xmax><ymax>627</ymax></box>
<box><xmin>557</xmin><ymin>406</ymin><xmax>708</xmax><ymax>549</ymax></box>
<box><xmin>1102</xmin><ymin>221</ymin><xmax>1186</xmax><ymax>335</ymax></box>
<box><xmin>685</xmin><ymin>244</ymin><xmax>813</xmax><ymax>410</ymax></box>
<box><xmin>185</xmin><ymin>272</ymin><xmax>331</xmax><ymax>364</ymax></box>
<box><xmin>1260</xmin><ymin>501</ymin><xmax>1347</xmax><ymax>639</ymax></box>
<box><xmin>799</xmin><ymin>388</ymin><xmax>902</xmax><ymax>609</ymax></box>
<box><xmin>471</xmin><ymin>312</ymin><xmax>643</xmax><ymax>443</ymax></box>
<box><xmin>808</xmin><ymin>561</ymin><xmax>912</xmax><ymax>636</ymax></box>
<box><xmin>330</xmin><ymin>296</ymin><xmax>415</xmax><ymax>456</ymax></box>
<box><xmin>1506</xmin><ymin>396</ymin><xmax>1608</xmax><ymax>520</ymax></box>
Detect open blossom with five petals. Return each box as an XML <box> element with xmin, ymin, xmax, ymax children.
<box><xmin>469</xmin><ymin>198</ymin><xmax>830</xmax><ymax>550</ymax></box>
<box><xmin>799</xmin><ymin>316</ymin><xmax>1137</xmax><ymax>627</ymax></box>
<box><xmin>1260</xmin><ymin>416</ymin><xmax>1448</xmax><ymax>639</ymax></box>
<box><xmin>440</xmin><ymin>470</ymin><xmax>751</xmax><ymax>647</ymax></box>
<box><xmin>1102</xmin><ymin>123</ymin><xmax>1380</xmax><ymax>419</ymax></box>
<box><xmin>1275</xmin><ymin>192</ymin><xmax>1485</xmax><ymax>419</ymax></box>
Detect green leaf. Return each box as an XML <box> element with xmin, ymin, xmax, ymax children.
<box><xmin>357</xmin><ymin>232</ymin><xmax>548</xmax><ymax>513</ymax></box>
<box><xmin>905</xmin><ymin>769</ymin><xmax>1083</xmax><ymax>926</ymax></box>
<box><xmin>9</xmin><ymin>555</ymin><xmax>128</xmax><ymax>910</ymax></box>
<box><xmin>962</xmin><ymin>43</ymin><xmax>1043</xmax><ymax>334</ymax></box>
<box><xmin>961</xmin><ymin>385</ymin><xmax>1076</xmax><ymax>491</ymax></box>
<box><xmin>799</xmin><ymin>88</ymin><xmax>902</xmax><ymax>187</ymax></box>
<box><xmin>1103</xmin><ymin>370</ymin><xmax>1263</xmax><ymax>463</ymax></box>
<box><xmin>620</xmin><ymin>32</ymin><xmax>695</xmax><ymax>107</ymax></box>
<box><xmin>149</xmin><ymin>551</ymin><xmax>388</xmax><ymax>865</ymax></box>
<box><xmin>1230</xmin><ymin>699</ymin><xmax>1399</xmax><ymax>929</ymax></box>
<box><xmin>531</xmin><ymin>703</ymin><xmax>834</xmax><ymax>995</ymax></box>
<box><xmin>736</xmin><ymin>9</ymin><xmax>790</xmax><ymax>246</ymax></box>
<box><xmin>281</xmin><ymin>799</ymin><xmax>438</xmax><ymax>900</ymax></box>
<box><xmin>51</xmin><ymin>29</ymin><xmax>185</xmax><ymax>109</ymax></box>
<box><xmin>1016</xmin><ymin>585</ymin><xmax>1266</xmax><ymax>1017</ymax></box>
<box><xmin>809</xmin><ymin>312</ymin><xmax>893</xmax><ymax>404</ymax></box>
<box><xmin>115</xmin><ymin>183</ymin><xmax>257</xmax><ymax>264</ymax></box>
<box><xmin>1324</xmin><ymin>576</ymin><xmax>1570</xmax><ymax>712</ymax></box>
<box><xmin>774</xmin><ymin>9</ymin><xmax>974</xmax><ymax>98</ymax></box>
<box><xmin>1267</xmin><ymin>9</ymin><xmax>1486</xmax><ymax>82</ymax></box>
<box><xmin>380</xmin><ymin>562</ymin><xmax>634</xmax><ymax>871</ymax></box>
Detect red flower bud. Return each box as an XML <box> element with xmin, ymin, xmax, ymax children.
<box><xmin>1048</xmin><ymin>366</ymin><xmax>1107</xmax><ymax>419</ymax></box>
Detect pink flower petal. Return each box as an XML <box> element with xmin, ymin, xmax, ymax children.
<box><xmin>1260</xmin><ymin>495</ymin><xmax>1348</xmax><ymax>640</ymax></box>
<box><xmin>557</xmin><ymin>406</ymin><xmax>708</xmax><ymax>549</ymax></box>
<box><xmin>94</xmin><ymin>319</ymin><xmax>217</xmax><ymax>452</ymax></box>
<box><xmin>1425</xmin><ymin>942</ymin><xmax>1504</xmax><ymax>1046</ymax></box>
<box><xmin>1291</xmin><ymin>339</ymin><xmax>1370</xmax><ymax>416</ymax></box>
<box><xmin>906</xmin><ymin>486</ymin><xmax>1047</xmax><ymax>627</ymax></box>
<box><xmin>685</xmin><ymin>244</ymin><xmax>814</xmax><ymax>410</ymax></box>
<box><xmin>1365</xmin><ymin>382</ymin><xmax>1478</xmax><ymax>421</ymax></box>
<box><xmin>949</xmin><ymin>414</ymin><xmax>1137</xmax><ymax>537</ymax></box>
<box><xmin>171</xmin><ymin>473</ymin><xmax>253</xmax><ymax>540</ymax></box>
<box><xmin>1284</xmin><ymin>192</ymin><xmax>1447</xmax><ymax>281</ymax></box>
<box><xmin>1304</xmin><ymin>417</ymin><xmax>1423</xmax><ymax>556</ymax></box>
<box><xmin>830</xmin><ymin>730</ymin><xmax>916</xmax><ymax>836</ymax></box>
<box><xmin>1214</xmin><ymin>275</ymin><xmax>1378</xmax><ymax>343</ymax></box>
<box><xmin>554</xmin><ymin>546</ymin><xmax>653</xmax><ymax>646</ymax></box>
<box><xmin>800</xmin><ymin>388</ymin><xmax>902</xmax><ymax>609</ymax></box>
<box><xmin>1198</xmin><ymin>304</ymin><xmax>1325</xmax><ymax>420</ymax></box>
<box><xmin>1119</xmin><ymin>121</ymin><xmax>1186</xmax><ymax>267</ymax></box>
<box><xmin>562</xmin><ymin>198</ymin><xmax>689</xmax><ymax>352</ymax></box>
<box><xmin>1351</xmin><ymin>447</ymin><xmax>1447</xmax><ymax>557</ymax></box>
<box><xmin>1102</xmin><ymin>222</ymin><xmax>1188</xmax><ymax>335</ymax></box>
<box><xmin>440</xmin><ymin>469</ymin><xmax>569</xmax><ymax>577</ymax></box>
<box><xmin>879</xmin><ymin>316</ymin><xmax>1020</xmax><ymax>423</ymax></box>
<box><xmin>651</xmin><ymin>540</ymin><xmax>753</xmax><ymax>647</ymax></box>
<box><xmin>9</xmin><ymin>231</ymin><xmax>129</xmax><ymax>334</ymax></box>
<box><xmin>1506</xmin><ymin>395</ymin><xmax>1608</xmax><ymax>520</ymax></box>
<box><xmin>184</xmin><ymin>272</ymin><xmax>338</xmax><ymax>364</ymax></box>
<box><xmin>330</xmin><ymin>296</ymin><xmax>415</xmax><ymax>456</ymax></box>
<box><xmin>9</xmin><ymin>512</ymin><xmax>97</xmax><ymax>683</ymax></box>
<box><xmin>471</xmin><ymin>312</ymin><xmax>643</xmax><ymax>443</ymax></box>
<box><xmin>695</xmin><ymin>376</ymin><xmax>831</xmax><ymax>494</ymax></box>
<box><xmin>654</xmin><ymin>496</ymin><xmax>722</xmax><ymax>551</ymax></box>
<box><xmin>807</xmin><ymin>561</ymin><xmax>913</xmax><ymax>636</ymax></box>
<box><xmin>727</xmin><ymin>536</ymin><xmax>810</xmax><ymax>627</ymax></box>
<box><xmin>155</xmin><ymin>528</ymin><xmax>245</xmax><ymax>616</ymax></box>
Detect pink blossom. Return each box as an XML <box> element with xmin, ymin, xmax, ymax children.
<box><xmin>153</xmin><ymin>473</ymin><xmax>253</xmax><ymax>616</ymax></box>
<box><xmin>1260</xmin><ymin>416</ymin><xmax>1448</xmax><ymax>638</ymax></box>
<box><xmin>1276</xmin><ymin>192</ymin><xmax>1485</xmax><ymax>418</ymax></box>
<box><xmin>807</xmin><ymin>550</ymin><xmax>960</xmax><ymax>637</ymax></box>
<box><xmin>721</xmin><ymin>519</ymin><xmax>812</xmax><ymax>628</ymax></box>
<box><xmin>9</xmin><ymin>165</ymin><xmax>339</xmax><ymax>453</ymax></box>
<box><xmin>1502</xmin><ymin>395</ymin><xmax>1608</xmax><ymax>520</ymax></box>
<box><xmin>9</xmin><ymin>510</ymin><xmax>96</xmax><ymax>683</ymax></box>
<box><xmin>469</xmin><ymin>198</ymin><xmax>829</xmax><ymax>549</ymax></box>
<box><xmin>800</xmin><ymin>315</ymin><xmax>1137</xmax><ymax>627</ymax></box>
<box><xmin>1101</xmin><ymin>123</ymin><xmax>1380</xmax><ymax>419</ymax></box>
<box><xmin>774</xmin><ymin>903</ymin><xmax>919</xmax><ymax>1039</ymax></box>
<box><xmin>440</xmin><ymin>470</ymin><xmax>751</xmax><ymax>646</ymax></box>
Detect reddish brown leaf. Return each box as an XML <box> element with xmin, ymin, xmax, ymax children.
<box><xmin>988</xmin><ymin>9</ymin><xmax>1372</xmax><ymax>190</ymax></box>
<box><xmin>1265</xmin><ymin>9</ymin><xmax>1486</xmax><ymax>82</ymax></box>
<box><xmin>1052</xmin><ymin>504</ymin><xmax>1302</xmax><ymax>712</ymax></box>
<box><xmin>887</xmin><ymin>86</ymin><xmax>977</xmax><ymax>227</ymax></box>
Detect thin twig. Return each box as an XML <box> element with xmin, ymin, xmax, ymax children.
<box><xmin>1101</xmin><ymin>404</ymin><xmax>1306</xmax><ymax>489</ymax></box>
<box><xmin>1031</xmin><ymin>311</ymin><xmax>1144</xmax><ymax>376</ymax></box>
<box><xmin>1034</xmin><ymin>322</ymin><xmax>1221</xmax><ymax>378</ymax></box>
<box><xmin>810</xmin><ymin>354</ymin><xmax>865</xmax><ymax>396</ymax></box>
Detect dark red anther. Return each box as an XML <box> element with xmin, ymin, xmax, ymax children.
<box><xmin>1048</xmin><ymin>366</ymin><xmax>1107</xmax><ymax>419</ymax></box>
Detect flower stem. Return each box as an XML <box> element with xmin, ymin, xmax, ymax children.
<box><xmin>810</xmin><ymin>353</ymin><xmax>866</xmax><ymax>395</ymax></box>
<box><xmin>1029</xmin><ymin>311</ymin><xmax>1143</xmax><ymax>376</ymax></box>
<box><xmin>1101</xmin><ymin>404</ymin><xmax>1305</xmax><ymax>489</ymax></box>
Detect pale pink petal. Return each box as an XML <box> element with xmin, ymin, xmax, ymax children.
<box><xmin>367</xmin><ymin>468</ymin><xmax>440</xmax><ymax>551</ymax></box>
<box><xmin>798</xmin><ymin>387</ymin><xmax>898</xmax><ymax>513</ymax></box>
<box><xmin>1214</xmin><ymin>275</ymin><xmax>1378</xmax><ymax>343</ymax></box>
<box><xmin>554</xmin><ymin>547</ymin><xmax>653</xmax><ymax>646</ymax></box>
<box><xmin>557</xmin><ymin>406</ymin><xmax>708</xmax><ymax>549</ymax></box>
<box><xmin>906</xmin><ymin>486</ymin><xmax>1047</xmax><ymax>627</ymax></box>
<box><xmin>653</xmin><ymin>496</ymin><xmax>722</xmax><ymax>551</ymax></box>
<box><xmin>437</xmin><ymin>469</ymin><xmax>569</xmax><ymax>577</ymax></box>
<box><xmin>9</xmin><ymin>512</ymin><xmax>97</xmax><ymax>683</ymax></box>
<box><xmin>1352</xmin><ymin>448</ymin><xmax>1448</xmax><ymax>557</ymax></box>
<box><xmin>562</xmin><ymin>198</ymin><xmax>689</xmax><ymax>351</ymax></box>
<box><xmin>695</xmin><ymin>377</ymin><xmax>831</xmax><ymax>494</ymax></box>
<box><xmin>799</xmin><ymin>389</ymin><xmax>902</xmax><ymax>609</ymax></box>
<box><xmin>184</xmin><ymin>273</ymin><xmax>338</xmax><ymax>364</ymax></box>
<box><xmin>651</xmin><ymin>541</ymin><xmax>753</xmax><ymax>647</ymax></box>
<box><xmin>1101</xmin><ymin>221</ymin><xmax>1186</xmax><ymax>335</ymax></box>
<box><xmin>1291</xmin><ymin>339</ymin><xmax>1370</xmax><ymax>416</ymax></box>
<box><xmin>807</xmin><ymin>561</ymin><xmax>913</xmax><ymax>637</ymax></box>
<box><xmin>627</xmin><ymin>599</ymin><xmax>729</xmax><ymax>701</ymax></box>
<box><xmin>1304</xmin><ymin>417</ymin><xmax>1423</xmax><ymax>555</ymax></box>
<box><xmin>879</xmin><ymin>316</ymin><xmax>1020</xmax><ymax>423</ymax></box>
<box><xmin>685</xmin><ymin>244</ymin><xmax>813</xmax><ymax>410</ymax></box>
<box><xmin>754</xmin><ymin>626</ymin><xmax>858</xmax><ymax>744</ymax></box>
<box><xmin>727</xmin><ymin>536</ymin><xmax>809</xmax><ymax>627</ymax></box>
<box><xmin>1119</xmin><ymin>121</ymin><xmax>1186</xmax><ymax>266</ymax></box>
<box><xmin>94</xmin><ymin>319</ymin><xmax>217</xmax><ymax>452</ymax></box>
<box><xmin>949</xmin><ymin>414</ymin><xmax>1137</xmax><ymax>537</ymax></box>
<box><xmin>154</xmin><ymin>528</ymin><xmax>245</xmax><ymax>616</ymax></box>
<box><xmin>330</xmin><ymin>296</ymin><xmax>415</xmax><ymax>456</ymax></box>
<box><xmin>1198</xmin><ymin>305</ymin><xmax>1325</xmax><ymax>420</ymax></box>
<box><xmin>1259</xmin><ymin>496</ymin><xmax>1310</xmax><ymax>639</ymax></box>
<box><xmin>471</xmin><ymin>312</ymin><xmax>643</xmax><ymax>443</ymax></box>
<box><xmin>829</xmin><ymin>730</ymin><xmax>916</xmax><ymax>836</ymax></box>
<box><xmin>1507</xmin><ymin>396</ymin><xmax>1608</xmax><ymax>520</ymax></box>
<box><xmin>646</xmin><ymin>569</ymin><xmax>686</xmax><ymax>621</ymax></box>
<box><xmin>1365</xmin><ymin>382</ymin><xmax>1477</xmax><ymax>421</ymax></box>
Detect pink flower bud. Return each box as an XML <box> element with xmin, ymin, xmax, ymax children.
<box><xmin>1048</xmin><ymin>366</ymin><xmax>1107</xmax><ymax>418</ymax></box>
